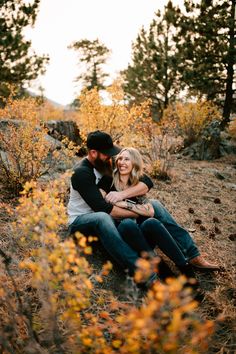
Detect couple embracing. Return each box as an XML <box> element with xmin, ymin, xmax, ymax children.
<box><xmin>67</xmin><ymin>130</ymin><xmax>219</xmax><ymax>288</ymax></box>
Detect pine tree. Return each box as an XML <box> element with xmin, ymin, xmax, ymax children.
<box><xmin>0</xmin><ymin>0</ymin><xmax>49</xmax><ymax>102</ymax></box>
<box><xmin>122</xmin><ymin>1</ymin><xmax>183</xmax><ymax>120</ymax></box>
<box><xmin>69</xmin><ymin>39</ymin><xmax>110</xmax><ymax>91</ymax></box>
<box><xmin>178</xmin><ymin>0</ymin><xmax>235</xmax><ymax>126</ymax></box>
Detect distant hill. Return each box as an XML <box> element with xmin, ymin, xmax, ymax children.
<box><xmin>45</xmin><ymin>97</ymin><xmax>66</xmax><ymax>109</ymax></box>
<box><xmin>27</xmin><ymin>90</ymin><xmax>67</xmax><ymax>110</ymax></box>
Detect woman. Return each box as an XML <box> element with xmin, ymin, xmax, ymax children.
<box><xmin>98</xmin><ymin>147</ymin><xmax>219</xmax><ymax>277</ymax></box>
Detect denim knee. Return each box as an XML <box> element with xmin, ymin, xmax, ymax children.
<box><xmin>94</xmin><ymin>212</ymin><xmax>115</xmax><ymax>226</ymax></box>
<box><xmin>118</xmin><ymin>219</ymin><xmax>137</xmax><ymax>232</ymax></box>
<box><xmin>141</xmin><ymin>218</ymin><xmax>162</xmax><ymax>231</ymax></box>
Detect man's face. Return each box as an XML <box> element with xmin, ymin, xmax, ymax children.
<box><xmin>93</xmin><ymin>152</ymin><xmax>113</xmax><ymax>176</ymax></box>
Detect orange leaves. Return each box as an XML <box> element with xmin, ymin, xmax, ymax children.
<box><xmin>1</xmin><ymin>154</ymin><xmax>215</xmax><ymax>353</ymax></box>
<box><xmin>16</xmin><ymin>177</ymin><xmax>68</xmax><ymax>245</ymax></box>
<box><xmin>111</xmin><ymin>276</ymin><xmax>214</xmax><ymax>354</ymax></box>
<box><xmin>112</xmin><ymin>339</ymin><xmax>122</xmax><ymax>349</ymax></box>
<box><xmin>0</xmin><ymin>94</ymin><xmax>39</xmax><ymax>123</ymax></box>
<box><xmin>1</xmin><ymin>179</ymin><xmax>215</xmax><ymax>348</ymax></box>
<box><xmin>0</xmin><ymin>120</ymin><xmax>50</xmax><ymax>193</ymax></box>
<box><xmin>163</xmin><ymin>100</ymin><xmax>222</xmax><ymax>145</ymax></box>
<box><xmin>0</xmin><ymin>84</ymin><xmax>64</xmax><ymax>123</ymax></box>
<box><xmin>0</xmin><ymin>118</ymin><xmax>76</xmax><ymax>194</ymax></box>
<box><xmin>94</xmin><ymin>261</ymin><xmax>113</xmax><ymax>284</ymax></box>
<box><xmin>101</xmin><ymin>260</ymin><xmax>113</xmax><ymax>276</ymax></box>
<box><xmin>134</xmin><ymin>255</ymin><xmax>159</xmax><ymax>284</ymax></box>
<box><xmin>0</xmin><ymin>86</ymin><xmax>76</xmax><ymax>194</ymax></box>
<box><xmin>37</xmin><ymin>101</ymin><xmax>65</xmax><ymax>121</ymax></box>
<box><xmin>72</xmin><ymin>80</ymin><xmax>152</xmax><ymax>147</ymax></box>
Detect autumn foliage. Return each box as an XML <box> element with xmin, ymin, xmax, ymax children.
<box><xmin>162</xmin><ymin>101</ymin><xmax>222</xmax><ymax>146</ymax></box>
<box><xmin>0</xmin><ymin>174</ymin><xmax>215</xmax><ymax>353</ymax></box>
<box><xmin>0</xmin><ymin>87</ymin><xmax>77</xmax><ymax>194</ymax></box>
<box><xmin>0</xmin><ymin>84</ymin><xmax>65</xmax><ymax>121</ymax></box>
<box><xmin>0</xmin><ymin>83</ymin><xmax>221</xmax><ymax>353</ymax></box>
<box><xmin>74</xmin><ymin>80</ymin><xmax>153</xmax><ymax>146</ymax></box>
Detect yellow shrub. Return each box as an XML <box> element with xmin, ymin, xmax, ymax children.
<box><xmin>0</xmin><ymin>176</ymin><xmax>215</xmax><ymax>353</ymax></box>
<box><xmin>73</xmin><ymin>80</ymin><xmax>152</xmax><ymax>148</ymax></box>
<box><xmin>0</xmin><ymin>121</ymin><xmax>51</xmax><ymax>193</ymax></box>
<box><xmin>0</xmin><ymin>94</ymin><xmax>40</xmax><ymax>122</ymax></box>
<box><xmin>37</xmin><ymin>100</ymin><xmax>65</xmax><ymax>121</ymax></box>
<box><xmin>0</xmin><ymin>120</ymin><xmax>76</xmax><ymax>194</ymax></box>
<box><xmin>112</xmin><ymin>277</ymin><xmax>214</xmax><ymax>354</ymax></box>
<box><xmin>150</xmin><ymin>159</ymin><xmax>171</xmax><ymax>180</ymax></box>
<box><xmin>163</xmin><ymin>101</ymin><xmax>221</xmax><ymax>145</ymax></box>
<box><xmin>0</xmin><ymin>84</ymin><xmax>64</xmax><ymax>122</ymax></box>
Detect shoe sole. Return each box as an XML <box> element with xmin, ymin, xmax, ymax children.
<box><xmin>191</xmin><ymin>265</ymin><xmax>220</xmax><ymax>271</ymax></box>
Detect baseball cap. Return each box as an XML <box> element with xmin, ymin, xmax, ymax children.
<box><xmin>86</xmin><ymin>130</ymin><xmax>121</xmax><ymax>156</ymax></box>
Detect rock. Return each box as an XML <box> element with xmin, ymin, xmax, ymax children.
<box><xmin>182</xmin><ymin>121</ymin><xmax>222</xmax><ymax>160</ymax></box>
<box><xmin>0</xmin><ymin>119</ymin><xmax>22</xmax><ymax>132</ymax></box>
<box><xmin>194</xmin><ymin>219</ymin><xmax>202</xmax><ymax>225</ymax></box>
<box><xmin>188</xmin><ymin>228</ymin><xmax>196</xmax><ymax>233</ymax></box>
<box><xmin>43</xmin><ymin>120</ymin><xmax>82</xmax><ymax>146</ymax></box>
<box><xmin>44</xmin><ymin>134</ymin><xmax>62</xmax><ymax>149</ymax></box>
<box><xmin>213</xmin><ymin>217</ymin><xmax>220</xmax><ymax>223</ymax></box>
<box><xmin>225</xmin><ymin>183</ymin><xmax>236</xmax><ymax>191</ymax></box>
<box><xmin>214</xmin><ymin>171</ymin><xmax>226</xmax><ymax>180</ymax></box>
<box><xmin>181</xmin><ymin>120</ymin><xmax>236</xmax><ymax>160</ymax></box>
<box><xmin>0</xmin><ymin>150</ymin><xmax>15</xmax><ymax>174</ymax></box>
<box><xmin>219</xmin><ymin>140</ymin><xmax>236</xmax><ymax>156</ymax></box>
<box><xmin>200</xmin><ymin>225</ymin><xmax>207</xmax><ymax>231</ymax></box>
<box><xmin>229</xmin><ymin>233</ymin><xmax>236</xmax><ymax>241</ymax></box>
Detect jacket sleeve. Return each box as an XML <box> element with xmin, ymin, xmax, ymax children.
<box><xmin>140</xmin><ymin>174</ymin><xmax>154</xmax><ymax>190</ymax></box>
<box><xmin>71</xmin><ymin>168</ymin><xmax>113</xmax><ymax>214</ymax></box>
<box><xmin>97</xmin><ymin>176</ymin><xmax>113</xmax><ymax>193</ymax></box>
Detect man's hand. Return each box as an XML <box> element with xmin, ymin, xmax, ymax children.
<box><xmin>105</xmin><ymin>191</ymin><xmax>125</xmax><ymax>204</ymax></box>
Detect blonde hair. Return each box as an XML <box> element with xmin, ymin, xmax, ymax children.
<box><xmin>113</xmin><ymin>147</ymin><xmax>144</xmax><ymax>191</ymax></box>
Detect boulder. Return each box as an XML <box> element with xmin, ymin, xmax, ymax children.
<box><xmin>43</xmin><ymin>120</ymin><xmax>82</xmax><ymax>146</ymax></box>
<box><xmin>182</xmin><ymin>121</ymin><xmax>222</xmax><ymax>160</ymax></box>
<box><xmin>0</xmin><ymin>119</ymin><xmax>22</xmax><ymax>132</ymax></box>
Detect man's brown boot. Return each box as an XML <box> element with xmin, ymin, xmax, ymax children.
<box><xmin>189</xmin><ymin>256</ymin><xmax>219</xmax><ymax>270</ymax></box>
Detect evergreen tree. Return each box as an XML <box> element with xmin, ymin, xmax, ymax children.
<box><xmin>69</xmin><ymin>39</ymin><xmax>110</xmax><ymax>91</ymax></box>
<box><xmin>0</xmin><ymin>0</ymin><xmax>49</xmax><ymax>102</ymax></box>
<box><xmin>178</xmin><ymin>0</ymin><xmax>236</xmax><ymax>126</ymax></box>
<box><xmin>122</xmin><ymin>1</ymin><xmax>183</xmax><ymax>120</ymax></box>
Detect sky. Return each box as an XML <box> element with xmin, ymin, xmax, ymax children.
<box><xmin>25</xmin><ymin>0</ymin><xmax>176</xmax><ymax>106</ymax></box>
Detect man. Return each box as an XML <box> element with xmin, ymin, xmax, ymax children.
<box><xmin>67</xmin><ymin>130</ymin><xmax>154</xmax><ymax>280</ymax></box>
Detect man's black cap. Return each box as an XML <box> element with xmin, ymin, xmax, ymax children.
<box><xmin>86</xmin><ymin>130</ymin><xmax>121</xmax><ymax>157</ymax></box>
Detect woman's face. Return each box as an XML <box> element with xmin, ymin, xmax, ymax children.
<box><xmin>116</xmin><ymin>150</ymin><xmax>133</xmax><ymax>176</ymax></box>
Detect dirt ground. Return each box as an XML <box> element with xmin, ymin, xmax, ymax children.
<box><xmin>0</xmin><ymin>153</ymin><xmax>235</xmax><ymax>353</ymax></box>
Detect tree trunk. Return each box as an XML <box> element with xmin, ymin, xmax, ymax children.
<box><xmin>221</xmin><ymin>0</ymin><xmax>236</xmax><ymax>128</ymax></box>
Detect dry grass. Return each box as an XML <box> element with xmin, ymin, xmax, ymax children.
<box><xmin>0</xmin><ymin>154</ymin><xmax>235</xmax><ymax>353</ymax></box>
<box><xmin>148</xmin><ymin>154</ymin><xmax>236</xmax><ymax>353</ymax></box>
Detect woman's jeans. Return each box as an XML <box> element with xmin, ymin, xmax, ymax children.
<box><xmin>117</xmin><ymin>200</ymin><xmax>200</xmax><ymax>266</ymax></box>
<box><xmin>68</xmin><ymin>212</ymin><xmax>139</xmax><ymax>275</ymax></box>
<box><xmin>150</xmin><ymin>200</ymin><xmax>200</xmax><ymax>261</ymax></box>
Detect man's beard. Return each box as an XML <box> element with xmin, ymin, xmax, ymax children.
<box><xmin>93</xmin><ymin>156</ymin><xmax>113</xmax><ymax>176</ymax></box>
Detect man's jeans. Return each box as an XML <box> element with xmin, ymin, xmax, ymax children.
<box><xmin>150</xmin><ymin>200</ymin><xmax>200</xmax><ymax>261</ymax></box>
<box><xmin>68</xmin><ymin>212</ymin><xmax>139</xmax><ymax>275</ymax></box>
